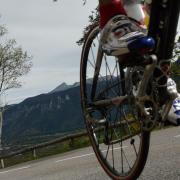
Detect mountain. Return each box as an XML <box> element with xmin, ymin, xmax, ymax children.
<box><xmin>50</xmin><ymin>82</ymin><xmax>69</xmax><ymax>93</ymax></box>
<box><xmin>49</xmin><ymin>82</ymin><xmax>80</xmax><ymax>94</ymax></box>
<box><xmin>2</xmin><ymin>74</ymin><xmax>179</xmax><ymax>146</ymax></box>
<box><xmin>1</xmin><ymin>77</ymin><xmax>115</xmax><ymax>146</ymax></box>
<box><xmin>2</xmin><ymin>77</ymin><xmax>105</xmax><ymax>146</ymax></box>
<box><xmin>2</xmin><ymin>85</ymin><xmax>84</xmax><ymax>145</ymax></box>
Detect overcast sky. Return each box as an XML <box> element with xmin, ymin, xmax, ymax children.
<box><xmin>0</xmin><ymin>0</ymin><xmax>180</xmax><ymax>104</ymax></box>
<box><xmin>0</xmin><ymin>0</ymin><xmax>97</xmax><ymax>104</ymax></box>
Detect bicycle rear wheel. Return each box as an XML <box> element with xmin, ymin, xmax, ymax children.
<box><xmin>80</xmin><ymin>24</ymin><xmax>151</xmax><ymax>180</ymax></box>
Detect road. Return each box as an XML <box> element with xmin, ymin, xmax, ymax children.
<box><xmin>0</xmin><ymin>126</ymin><xmax>180</xmax><ymax>180</ymax></box>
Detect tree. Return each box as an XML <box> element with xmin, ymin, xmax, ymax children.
<box><xmin>0</xmin><ymin>24</ymin><xmax>32</xmax><ymax>149</ymax></box>
<box><xmin>77</xmin><ymin>6</ymin><xmax>99</xmax><ymax>46</ymax></box>
<box><xmin>0</xmin><ymin>26</ymin><xmax>32</xmax><ymax>94</ymax></box>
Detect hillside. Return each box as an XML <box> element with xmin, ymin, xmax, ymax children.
<box><xmin>2</xmin><ymin>74</ymin><xmax>179</xmax><ymax>146</ymax></box>
<box><xmin>2</xmin><ymin>85</ymin><xmax>84</xmax><ymax>145</ymax></box>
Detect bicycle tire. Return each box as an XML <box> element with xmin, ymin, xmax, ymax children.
<box><xmin>80</xmin><ymin>24</ymin><xmax>151</xmax><ymax>180</ymax></box>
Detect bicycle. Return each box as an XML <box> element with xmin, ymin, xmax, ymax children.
<box><xmin>80</xmin><ymin>0</ymin><xmax>180</xmax><ymax>179</ymax></box>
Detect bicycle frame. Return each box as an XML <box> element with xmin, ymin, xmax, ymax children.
<box><xmin>80</xmin><ymin>1</ymin><xmax>180</xmax><ymax>178</ymax></box>
<box><xmin>148</xmin><ymin>0</ymin><xmax>180</xmax><ymax>122</ymax></box>
<box><xmin>90</xmin><ymin>0</ymin><xmax>180</xmax><ymax>129</ymax></box>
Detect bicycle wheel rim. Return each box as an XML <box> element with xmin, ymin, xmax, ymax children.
<box><xmin>80</xmin><ymin>24</ymin><xmax>151</xmax><ymax>180</ymax></box>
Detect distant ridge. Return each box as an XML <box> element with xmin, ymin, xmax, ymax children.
<box><xmin>49</xmin><ymin>82</ymin><xmax>80</xmax><ymax>94</ymax></box>
<box><xmin>2</xmin><ymin>75</ymin><xmax>179</xmax><ymax>146</ymax></box>
<box><xmin>2</xmin><ymin>82</ymin><xmax>83</xmax><ymax>146</ymax></box>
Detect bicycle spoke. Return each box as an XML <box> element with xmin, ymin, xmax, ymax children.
<box><xmin>121</xmin><ymin>135</ymin><xmax>124</xmax><ymax>174</ymax></box>
<box><xmin>81</xmin><ymin>25</ymin><xmax>150</xmax><ymax>179</ymax></box>
<box><xmin>122</xmin><ymin>149</ymin><xmax>132</xmax><ymax>169</ymax></box>
<box><xmin>90</xmin><ymin>47</ymin><xmax>96</xmax><ymax>66</ymax></box>
<box><xmin>112</xmin><ymin>144</ymin><xmax>115</xmax><ymax>170</ymax></box>
<box><xmin>105</xmin><ymin>145</ymin><xmax>110</xmax><ymax>160</ymax></box>
<box><xmin>104</xmin><ymin>55</ymin><xmax>118</xmax><ymax>96</ymax></box>
<box><xmin>122</xmin><ymin>110</ymin><xmax>139</xmax><ymax>155</ymax></box>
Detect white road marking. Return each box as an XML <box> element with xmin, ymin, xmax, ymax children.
<box><xmin>174</xmin><ymin>134</ymin><xmax>180</xmax><ymax>138</ymax></box>
<box><xmin>0</xmin><ymin>165</ymin><xmax>31</xmax><ymax>174</ymax></box>
<box><xmin>111</xmin><ymin>146</ymin><xmax>128</xmax><ymax>151</ymax></box>
<box><xmin>55</xmin><ymin>146</ymin><xmax>128</xmax><ymax>163</ymax></box>
<box><xmin>55</xmin><ymin>153</ymin><xmax>95</xmax><ymax>163</ymax></box>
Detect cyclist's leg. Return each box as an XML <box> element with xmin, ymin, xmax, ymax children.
<box><xmin>148</xmin><ymin>0</ymin><xmax>180</xmax><ymax>61</ymax></box>
<box><xmin>98</xmin><ymin>0</ymin><xmax>126</xmax><ymax>28</ymax></box>
<box><xmin>148</xmin><ymin>0</ymin><xmax>180</xmax><ymax>104</ymax></box>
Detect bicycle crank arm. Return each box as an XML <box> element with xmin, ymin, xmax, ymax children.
<box><xmin>91</xmin><ymin>95</ymin><xmax>128</xmax><ymax>108</ymax></box>
<box><xmin>137</xmin><ymin>55</ymin><xmax>157</xmax><ymax>97</ymax></box>
<box><xmin>161</xmin><ymin>99</ymin><xmax>174</xmax><ymax>122</ymax></box>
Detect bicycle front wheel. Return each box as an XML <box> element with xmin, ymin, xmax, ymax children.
<box><xmin>80</xmin><ymin>24</ymin><xmax>151</xmax><ymax>180</ymax></box>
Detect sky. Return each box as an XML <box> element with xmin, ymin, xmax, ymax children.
<box><xmin>0</xmin><ymin>0</ymin><xmax>97</xmax><ymax>104</ymax></box>
<box><xmin>0</xmin><ymin>0</ymin><xmax>180</xmax><ymax>104</ymax></box>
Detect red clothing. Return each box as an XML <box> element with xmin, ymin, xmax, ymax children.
<box><xmin>99</xmin><ymin>0</ymin><xmax>126</xmax><ymax>28</ymax></box>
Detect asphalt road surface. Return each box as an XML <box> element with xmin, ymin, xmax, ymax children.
<box><xmin>0</xmin><ymin>126</ymin><xmax>180</xmax><ymax>180</ymax></box>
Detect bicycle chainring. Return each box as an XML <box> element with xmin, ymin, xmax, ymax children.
<box><xmin>126</xmin><ymin>66</ymin><xmax>160</xmax><ymax>131</ymax></box>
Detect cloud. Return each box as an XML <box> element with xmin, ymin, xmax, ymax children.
<box><xmin>6</xmin><ymin>66</ymin><xmax>80</xmax><ymax>104</ymax></box>
<box><xmin>0</xmin><ymin>0</ymin><xmax>97</xmax><ymax>104</ymax></box>
<box><xmin>0</xmin><ymin>0</ymin><xmax>179</xmax><ymax>104</ymax></box>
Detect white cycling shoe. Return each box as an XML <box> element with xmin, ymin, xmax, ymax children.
<box><xmin>100</xmin><ymin>15</ymin><xmax>155</xmax><ymax>56</ymax></box>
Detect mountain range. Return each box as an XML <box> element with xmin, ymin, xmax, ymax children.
<box><xmin>2</xmin><ymin>74</ymin><xmax>180</xmax><ymax>146</ymax></box>
<box><xmin>2</xmin><ymin>82</ymin><xmax>84</xmax><ymax>145</ymax></box>
<box><xmin>49</xmin><ymin>82</ymin><xmax>80</xmax><ymax>94</ymax></box>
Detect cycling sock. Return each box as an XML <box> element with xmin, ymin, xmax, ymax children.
<box><xmin>99</xmin><ymin>0</ymin><xmax>126</xmax><ymax>29</ymax></box>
